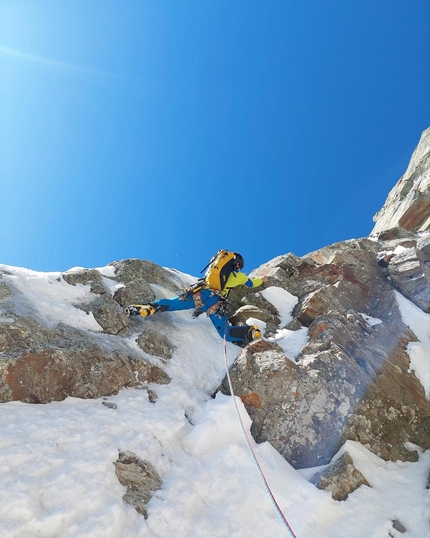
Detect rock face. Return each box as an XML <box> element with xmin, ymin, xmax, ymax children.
<box><xmin>372</xmin><ymin>127</ymin><xmax>430</xmax><ymax>233</ymax></box>
<box><xmin>0</xmin><ymin>260</ymin><xmax>178</xmax><ymax>403</ymax></box>
<box><xmin>222</xmin><ymin>279</ymin><xmax>429</xmax><ymax>468</ymax></box>
<box><xmin>220</xmin><ymin>128</ymin><xmax>430</xmax><ymax>470</ymax></box>
<box><xmin>383</xmin><ymin>243</ymin><xmax>430</xmax><ymax>313</ymax></box>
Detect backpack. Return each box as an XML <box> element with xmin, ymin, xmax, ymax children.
<box><xmin>201</xmin><ymin>250</ymin><xmax>237</xmax><ymax>291</ymax></box>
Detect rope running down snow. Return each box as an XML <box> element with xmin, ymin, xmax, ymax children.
<box><xmin>223</xmin><ymin>331</ymin><xmax>298</xmax><ymax>538</ymax></box>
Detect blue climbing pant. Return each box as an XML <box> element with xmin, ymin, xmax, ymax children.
<box><xmin>152</xmin><ymin>289</ymin><xmax>252</xmax><ymax>343</ymax></box>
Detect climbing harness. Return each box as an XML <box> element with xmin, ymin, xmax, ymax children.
<box><xmin>223</xmin><ymin>325</ymin><xmax>298</xmax><ymax>538</ymax></box>
<box><xmin>178</xmin><ymin>282</ymin><xmax>229</xmax><ymax>319</ymax></box>
<box><xmin>177</xmin><ymin>282</ymin><xmax>205</xmax><ymax>300</ymax></box>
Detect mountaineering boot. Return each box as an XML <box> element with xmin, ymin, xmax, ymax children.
<box><xmin>251</xmin><ymin>325</ymin><xmax>262</xmax><ymax>340</ymax></box>
<box><xmin>124</xmin><ymin>304</ymin><xmax>159</xmax><ymax>317</ymax></box>
<box><xmin>244</xmin><ymin>325</ymin><xmax>262</xmax><ymax>342</ymax></box>
<box><xmin>124</xmin><ymin>305</ymin><xmax>141</xmax><ymax>317</ymax></box>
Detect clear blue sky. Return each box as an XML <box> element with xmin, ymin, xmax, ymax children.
<box><xmin>1</xmin><ymin>1</ymin><xmax>429</xmax><ymax>277</ymax></box>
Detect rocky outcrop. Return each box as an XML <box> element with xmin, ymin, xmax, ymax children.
<box><xmin>0</xmin><ymin>282</ymin><xmax>13</xmax><ymax>300</ymax></box>
<box><xmin>0</xmin><ymin>260</ymin><xmax>178</xmax><ymax>403</ymax></box>
<box><xmin>372</xmin><ymin>127</ymin><xmax>430</xmax><ymax>233</ymax></box>
<box><xmin>221</xmin><ymin>290</ymin><xmax>429</xmax><ymax>468</ymax></box>
<box><xmin>114</xmin><ymin>451</ymin><xmax>162</xmax><ymax>518</ymax></box>
<box><xmin>383</xmin><ymin>244</ymin><xmax>430</xmax><ymax>313</ymax></box>
<box><xmin>109</xmin><ymin>258</ymin><xmax>182</xmax><ymax>292</ymax></box>
<box><xmin>0</xmin><ymin>318</ymin><xmax>170</xmax><ymax>403</ymax></box>
<box><xmin>311</xmin><ymin>452</ymin><xmax>370</xmax><ymax>501</ymax></box>
<box><xmin>220</xmin><ymin>130</ymin><xmax>430</xmax><ymax>469</ymax></box>
<box><xmin>62</xmin><ymin>268</ymin><xmax>107</xmax><ymax>294</ymax></box>
<box><xmin>63</xmin><ymin>268</ymin><xmax>129</xmax><ymax>334</ymax></box>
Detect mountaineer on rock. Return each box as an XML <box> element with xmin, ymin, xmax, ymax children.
<box><xmin>125</xmin><ymin>250</ymin><xmax>268</xmax><ymax>344</ymax></box>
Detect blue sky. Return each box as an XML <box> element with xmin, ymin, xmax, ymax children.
<box><xmin>1</xmin><ymin>1</ymin><xmax>429</xmax><ymax>277</ymax></box>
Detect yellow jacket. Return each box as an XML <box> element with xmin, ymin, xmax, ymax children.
<box><xmin>222</xmin><ymin>271</ymin><xmax>264</xmax><ymax>296</ymax></box>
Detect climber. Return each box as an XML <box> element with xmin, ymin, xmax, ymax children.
<box><xmin>125</xmin><ymin>251</ymin><xmax>268</xmax><ymax>344</ymax></box>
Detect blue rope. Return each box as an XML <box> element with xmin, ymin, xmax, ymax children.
<box><xmin>223</xmin><ymin>328</ymin><xmax>298</xmax><ymax>538</ymax></box>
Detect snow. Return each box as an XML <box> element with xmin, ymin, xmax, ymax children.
<box><xmin>0</xmin><ymin>268</ymin><xmax>429</xmax><ymax>538</ymax></box>
<box><xmin>261</xmin><ymin>286</ymin><xmax>309</xmax><ymax>360</ymax></box>
<box><xmin>360</xmin><ymin>313</ymin><xmax>383</xmax><ymax>327</ymax></box>
<box><xmin>395</xmin><ymin>290</ymin><xmax>430</xmax><ymax>399</ymax></box>
<box><xmin>268</xmin><ymin>327</ymin><xmax>309</xmax><ymax>361</ymax></box>
<box><xmin>95</xmin><ymin>264</ymin><xmax>117</xmax><ymax>278</ymax></box>
<box><xmin>261</xmin><ymin>286</ymin><xmax>298</xmax><ymax>326</ymax></box>
<box><xmin>394</xmin><ymin>245</ymin><xmax>410</xmax><ymax>255</ymax></box>
<box><xmin>0</xmin><ymin>264</ymin><xmax>103</xmax><ymax>332</ymax></box>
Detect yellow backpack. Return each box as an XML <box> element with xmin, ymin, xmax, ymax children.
<box><xmin>202</xmin><ymin>250</ymin><xmax>237</xmax><ymax>291</ymax></box>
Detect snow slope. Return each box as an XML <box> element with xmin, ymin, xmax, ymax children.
<box><xmin>0</xmin><ymin>264</ymin><xmax>429</xmax><ymax>538</ymax></box>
